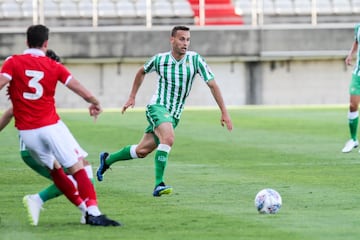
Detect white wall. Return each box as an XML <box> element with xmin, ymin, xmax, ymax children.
<box><xmin>0</xmin><ymin>58</ymin><xmax>351</xmax><ymax>110</ymax></box>
<box><xmin>261</xmin><ymin>59</ymin><xmax>350</xmax><ymax>105</ymax></box>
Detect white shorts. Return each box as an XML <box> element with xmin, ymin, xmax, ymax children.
<box><xmin>19</xmin><ymin>120</ymin><xmax>88</xmax><ymax>169</ymax></box>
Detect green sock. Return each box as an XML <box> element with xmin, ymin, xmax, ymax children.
<box><xmin>349</xmin><ymin>117</ymin><xmax>359</xmax><ymax>141</ymax></box>
<box><xmin>106</xmin><ymin>145</ymin><xmax>133</xmax><ymax>165</ymax></box>
<box><xmin>154</xmin><ymin>149</ymin><xmax>169</xmax><ymax>187</ymax></box>
<box><xmin>38</xmin><ymin>184</ymin><xmax>63</xmax><ymax>202</ymax></box>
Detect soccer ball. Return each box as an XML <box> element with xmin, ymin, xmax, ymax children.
<box><xmin>254</xmin><ymin>188</ymin><xmax>282</xmax><ymax>214</ymax></box>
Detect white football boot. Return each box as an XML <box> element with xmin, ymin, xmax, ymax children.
<box><xmin>23</xmin><ymin>194</ymin><xmax>43</xmax><ymax>226</ymax></box>
<box><xmin>342</xmin><ymin>139</ymin><xmax>359</xmax><ymax>153</ymax></box>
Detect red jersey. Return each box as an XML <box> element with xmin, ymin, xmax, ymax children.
<box><xmin>0</xmin><ymin>49</ymin><xmax>72</xmax><ymax>130</ymax></box>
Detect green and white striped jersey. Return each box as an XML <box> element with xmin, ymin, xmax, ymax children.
<box><xmin>353</xmin><ymin>24</ymin><xmax>360</xmax><ymax>76</ymax></box>
<box><xmin>144</xmin><ymin>50</ymin><xmax>215</xmax><ymax>119</ymax></box>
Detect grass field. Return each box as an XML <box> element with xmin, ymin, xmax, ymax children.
<box><xmin>1</xmin><ymin>106</ymin><xmax>360</xmax><ymax>240</ymax></box>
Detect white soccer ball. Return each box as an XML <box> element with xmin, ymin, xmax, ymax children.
<box><xmin>254</xmin><ymin>188</ymin><xmax>282</xmax><ymax>214</ymax></box>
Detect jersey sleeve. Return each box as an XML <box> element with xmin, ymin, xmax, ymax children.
<box><xmin>143</xmin><ymin>55</ymin><xmax>157</xmax><ymax>74</ymax></box>
<box><xmin>0</xmin><ymin>56</ymin><xmax>15</xmax><ymax>80</ymax></box>
<box><xmin>57</xmin><ymin>63</ymin><xmax>72</xmax><ymax>85</ymax></box>
<box><xmin>197</xmin><ymin>54</ymin><xmax>215</xmax><ymax>82</ymax></box>
<box><xmin>354</xmin><ymin>24</ymin><xmax>360</xmax><ymax>42</ymax></box>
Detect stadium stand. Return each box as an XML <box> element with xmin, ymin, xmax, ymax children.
<box><xmin>0</xmin><ymin>0</ymin><xmax>359</xmax><ymax>27</ymax></box>
<box><xmin>0</xmin><ymin>0</ymin><xmax>195</xmax><ymax>27</ymax></box>
<box><xmin>188</xmin><ymin>0</ymin><xmax>244</xmax><ymax>25</ymax></box>
<box><xmin>234</xmin><ymin>0</ymin><xmax>359</xmax><ymax>25</ymax></box>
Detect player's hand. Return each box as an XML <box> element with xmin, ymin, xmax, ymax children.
<box><xmin>221</xmin><ymin>113</ymin><xmax>233</xmax><ymax>131</ymax></box>
<box><xmin>121</xmin><ymin>98</ymin><xmax>135</xmax><ymax>114</ymax></box>
<box><xmin>89</xmin><ymin>104</ymin><xmax>102</xmax><ymax>122</ymax></box>
<box><xmin>345</xmin><ymin>55</ymin><xmax>352</xmax><ymax>66</ymax></box>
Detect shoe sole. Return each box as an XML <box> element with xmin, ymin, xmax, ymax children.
<box><xmin>154</xmin><ymin>188</ymin><xmax>173</xmax><ymax>197</ymax></box>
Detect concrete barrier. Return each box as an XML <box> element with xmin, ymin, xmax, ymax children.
<box><xmin>0</xmin><ymin>24</ymin><xmax>356</xmax><ymax>108</ymax></box>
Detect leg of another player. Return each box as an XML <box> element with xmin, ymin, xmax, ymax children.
<box><xmin>22</xmin><ymin>151</ymin><xmax>95</xmax><ymax>203</ymax></box>
<box><xmin>343</xmin><ymin>95</ymin><xmax>360</xmax><ymax>153</ymax></box>
<box><xmin>349</xmin><ymin>95</ymin><xmax>360</xmax><ymax>140</ymax></box>
<box><xmin>97</xmin><ymin>133</ymin><xmax>157</xmax><ymax>181</ymax></box>
<box><xmin>23</xmin><ymin>154</ymin><xmax>95</xmax><ymax>225</ymax></box>
<box><xmin>66</xmin><ymin>159</ymin><xmax>121</xmax><ymax>226</ymax></box>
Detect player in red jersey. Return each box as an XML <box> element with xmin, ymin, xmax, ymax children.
<box><xmin>0</xmin><ymin>50</ymin><xmax>98</xmax><ymax>226</ymax></box>
<box><xmin>0</xmin><ymin>24</ymin><xmax>120</xmax><ymax>226</ymax></box>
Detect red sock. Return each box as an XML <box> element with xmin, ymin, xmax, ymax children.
<box><xmin>73</xmin><ymin>168</ymin><xmax>98</xmax><ymax>207</ymax></box>
<box><xmin>50</xmin><ymin>168</ymin><xmax>83</xmax><ymax>206</ymax></box>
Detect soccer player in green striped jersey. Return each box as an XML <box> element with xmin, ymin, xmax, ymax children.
<box><xmin>96</xmin><ymin>25</ymin><xmax>233</xmax><ymax>197</ymax></box>
<box><xmin>343</xmin><ymin>24</ymin><xmax>360</xmax><ymax>153</ymax></box>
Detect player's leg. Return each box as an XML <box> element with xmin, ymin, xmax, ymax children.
<box><xmin>21</xmin><ymin>123</ymin><xmax>120</xmax><ymax>226</ymax></box>
<box><xmin>22</xmin><ymin>154</ymin><xmax>86</xmax><ymax>226</ymax></box>
<box><xmin>343</xmin><ymin>74</ymin><xmax>360</xmax><ymax>152</ymax></box>
<box><xmin>97</xmin><ymin>133</ymin><xmax>157</xmax><ymax>181</ymax></box>
<box><xmin>21</xmin><ymin>149</ymin><xmax>63</xmax><ymax>226</ymax></box>
<box><xmin>348</xmin><ymin>95</ymin><xmax>360</xmax><ymax>140</ymax></box>
<box><xmin>152</xmin><ymin>122</ymin><xmax>174</xmax><ymax>197</ymax></box>
<box><xmin>21</xmin><ymin>150</ymin><xmax>63</xmax><ymax>199</ymax></box>
<box><xmin>51</xmin><ymin>121</ymin><xmax>120</xmax><ymax>226</ymax></box>
<box><xmin>22</xmin><ymin>150</ymin><xmax>95</xmax><ymax>225</ymax></box>
<box><xmin>23</xmin><ymin>154</ymin><xmax>95</xmax><ymax>193</ymax></box>
<box><xmin>146</xmin><ymin>104</ymin><xmax>177</xmax><ymax>197</ymax></box>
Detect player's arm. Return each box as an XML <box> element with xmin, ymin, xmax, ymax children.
<box><xmin>345</xmin><ymin>40</ymin><xmax>358</xmax><ymax>66</ymax></box>
<box><xmin>0</xmin><ymin>107</ymin><xmax>13</xmax><ymax>131</ymax></box>
<box><xmin>122</xmin><ymin>66</ymin><xmax>146</xmax><ymax>114</ymax></box>
<box><xmin>0</xmin><ymin>74</ymin><xmax>10</xmax><ymax>91</ymax></box>
<box><xmin>66</xmin><ymin>77</ymin><xmax>102</xmax><ymax>120</ymax></box>
<box><xmin>207</xmin><ymin>80</ymin><xmax>233</xmax><ymax>131</ymax></box>
<box><xmin>0</xmin><ymin>75</ymin><xmax>12</xmax><ymax>130</ymax></box>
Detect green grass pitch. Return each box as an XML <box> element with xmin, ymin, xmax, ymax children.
<box><xmin>1</xmin><ymin>106</ymin><xmax>360</xmax><ymax>240</ymax></box>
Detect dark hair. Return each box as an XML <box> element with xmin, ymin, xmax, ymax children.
<box><xmin>46</xmin><ymin>49</ymin><xmax>61</xmax><ymax>62</ymax></box>
<box><xmin>171</xmin><ymin>26</ymin><xmax>190</xmax><ymax>37</ymax></box>
<box><xmin>26</xmin><ymin>25</ymin><xmax>49</xmax><ymax>48</ymax></box>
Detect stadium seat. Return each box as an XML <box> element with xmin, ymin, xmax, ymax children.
<box><xmin>44</xmin><ymin>0</ymin><xmax>62</xmax><ymax>17</ymax></box>
<box><xmin>116</xmin><ymin>0</ymin><xmax>137</xmax><ymax>17</ymax></box>
<box><xmin>353</xmin><ymin>0</ymin><xmax>360</xmax><ymax>13</ymax></box>
<box><xmin>59</xmin><ymin>0</ymin><xmax>81</xmax><ymax>17</ymax></box>
<box><xmin>78</xmin><ymin>0</ymin><xmax>93</xmax><ymax>17</ymax></box>
<box><xmin>294</xmin><ymin>0</ymin><xmax>311</xmax><ymax>15</ymax></box>
<box><xmin>98</xmin><ymin>0</ymin><xmax>118</xmax><ymax>17</ymax></box>
<box><xmin>274</xmin><ymin>0</ymin><xmax>294</xmax><ymax>14</ymax></box>
<box><xmin>134</xmin><ymin>0</ymin><xmax>147</xmax><ymax>17</ymax></box>
<box><xmin>172</xmin><ymin>0</ymin><xmax>193</xmax><ymax>17</ymax></box>
<box><xmin>332</xmin><ymin>0</ymin><xmax>351</xmax><ymax>14</ymax></box>
<box><xmin>153</xmin><ymin>0</ymin><xmax>174</xmax><ymax>17</ymax></box>
<box><xmin>21</xmin><ymin>1</ymin><xmax>34</xmax><ymax>17</ymax></box>
<box><xmin>233</xmin><ymin>0</ymin><xmax>252</xmax><ymax>16</ymax></box>
<box><xmin>316</xmin><ymin>0</ymin><xmax>333</xmax><ymax>14</ymax></box>
<box><xmin>262</xmin><ymin>0</ymin><xmax>276</xmax><ymax>15</ymax></box>
<box><xmin>188</xmin><ymin>0</ymin><xmax>243</xmax><ymax>25</ymax></box>
<box><xmin>2</xmin><ymin>0</ymin><xmax>23</xmax><ymax>18</ymax></box>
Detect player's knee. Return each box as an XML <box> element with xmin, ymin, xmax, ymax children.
<box><xmin>350</xmin><ymin>104</ymin><xmax>358</xmax><ymax>112</ymax></box>
<box><xmin>162</xmin><ymin>135</ymin><xmax>174</xmax><ymax>146</ymax></box>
